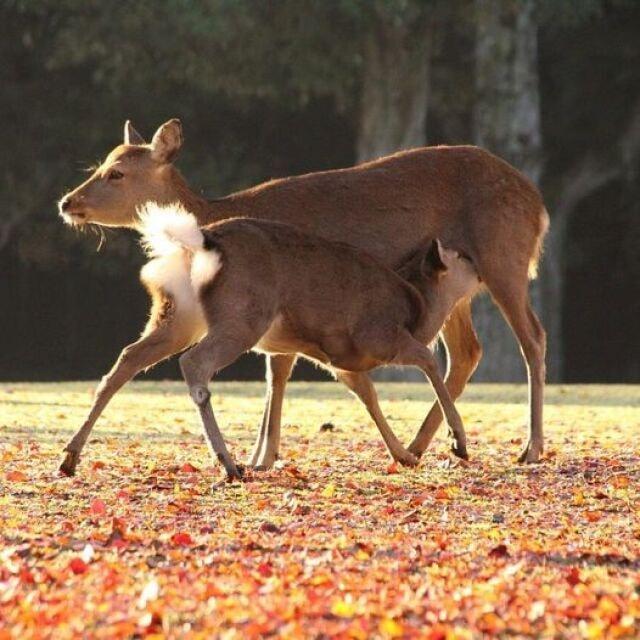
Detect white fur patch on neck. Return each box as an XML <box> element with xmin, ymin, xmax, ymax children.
<box><xmin>137</xmin><ymin>201</ymin><xmax>202</xmax><ymax>257</ymax></box>
<box><xmin>140</xmin><ymin>251</ymin><xmax>206</xmax><ymax>342</ymax></box>
<box><xmin>191</xmin><ymin>250</ymin><xmax>222</xmax><ymax>291</ymax></box>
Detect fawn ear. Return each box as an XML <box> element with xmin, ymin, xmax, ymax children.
<box><xmin>124</xmin><ymin>120</ymin><xmax>145</xmax><ymax>145</ymax></box>
<box><xmin>423</xmin><ymin>239</ymin><xmax>448</xmax><ymax>277</ymax></box>
<box><xmin>150</xmin><ymin>119</ymin><xmax>183</xmax><ymax>163</ymax></box>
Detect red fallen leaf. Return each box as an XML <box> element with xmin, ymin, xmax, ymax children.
<box><xmin>259</xmin><ymin>522</ymin><xmax>281</xmax><ymax>534</ymax></box>
<box><xmin>91</xmin><ymin>460</ymin><xmax>106</xmax><ymax>470</ymax></box>
<box><xmin>400</xmin><ymin>509</ymin><xmax>420</xmax><ymax>524</ymax></box>
<box><xmin>19</xmin><ymin>568</ymin><xmax>35</xmax><ymax>584</ymax></box>
<box><xmin>180</xmin><ymin>462</ymin><xmax>199</xmax><ymax>473</ymax></box>
<box><xmin>257</xmin><ymin>562</ymin><xmax>273</xmax><ymax>577</ymax></box>
<box><xmin>386</xmin><ymin>462</ymin><xmax>399</xmax><ymax>474</ymax></box>
<box><xmin>434</xmin><ymin>487</ymin><xmax>451</xmax><ymax>500</ymax></box>
<box><xmin>612</xmin><ymin>475</ymin><xmax>630</xmax><ymax>489</ymax></box>
<box><xmin>116</xmin><ymin>489</ymin><xmax>130</xmax><ymax>501</ymax></box>
<box><xmin>106</xmin><ymin>517</ymin><xmax>127</xmax><ymax>547</ymax></box>
<box><xmin>6</xmin><ymin>470</ymin><xmax>27</xmax><ymax>482</ymax></box>
<box><xmin>89</xmin><ymin>499</ymin><xmax>107</xmax><ymax>516</ymax></box>
<box><xmin>170</xmin><ymin>531</ymin><xmax>193</xmax><ymax>546</ymax></box>
<box><xmin>566</xmin><ymin>567</ymin><xmax>581</xmax><ymax>586</ymax></box>
<box><xmin>488</xmin><ymin>543</ymin><xmax>509</xmax><ymax>558</ymax></box>
<box><xmin>68</xmin><ymin>558</ymin><xmax>88</xmax><ymax>574</ymax></box>
<box><xmin>585</xmin><ymin>510</ymin><xmax>602</xmax><ymax>522</ymax></box>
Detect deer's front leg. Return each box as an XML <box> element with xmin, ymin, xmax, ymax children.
<box><xmin>59</xmin><ymin>298</ymin><xmax>195</xmax><ymax>476</ymax></box>
<box><xmin>249</xmin><ymin>354</ymin><xmax>296</xmax><ymax>470</ymax></box>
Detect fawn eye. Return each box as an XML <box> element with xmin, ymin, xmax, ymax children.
<box><xmin>107</xmin><ymin>169</ymin><xmax>124</xmax><ymax>181</ymax></box>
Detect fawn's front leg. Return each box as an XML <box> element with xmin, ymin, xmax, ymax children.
<box><xmin>59</xmin><ymin>297</ymin><xmax>196</xmax><ymax>476</ymax></box>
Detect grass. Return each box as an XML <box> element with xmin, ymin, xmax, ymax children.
<box><xmin>0</xmin><ymin>381</ymin><xmax>639</xmax><ymax>638</ymax></box>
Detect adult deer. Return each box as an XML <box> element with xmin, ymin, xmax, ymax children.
<box><xmin>58</xmin><ymin>119</ymin><xmax>548</xmax><ymax>475</ymax></box>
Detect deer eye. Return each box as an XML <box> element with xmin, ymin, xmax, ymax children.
<box><xmin>107</xmin><ymin>169</ymin><xmax>124</xmax><ymax>180</ymax></box>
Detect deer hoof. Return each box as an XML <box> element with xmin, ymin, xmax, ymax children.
<box><xmin>59</xmin><ymin>450</ymin><xmax>80</xmax><ymax>477</ymax></box>
<box><xmin>395</xmin><ymin>450</ymin><xmax>420</xmax><ymax>468</ymax></box>
<box><xmin>518</xmin><ymin>442</ymin><xmax>543</xmax><ymax>464</ymax></box>
<box><xmin>250</xmin><ymin>457</ymin><xmax>276</xmax><ymax>471</ymax></box>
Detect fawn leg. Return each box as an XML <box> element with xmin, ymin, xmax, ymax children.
<box><xmin>59</xmin><ymin>302</ymin><xmax>194</xmax><ymax>476</ymax></box>
<box><xmin>394</xmin><ymin>333</ymin><xmax>468</xmax><ymax>459</ymax></box>
<box><xmin>337</xmin><ymin>370</ymin><xmax>419</xmax><ymax>467</ymax></box>
<box><xmin>179</xmin><ymin>333</ymin><xmax>257</xmax><ymax>481</ymax></box>
<box><xmin>408</xmin><ymin>299</ymin><xmax>481</xmax><ymax>457</ymax></box>
<box><xmin>250</xmin><ymin>354</ymin><xmax>296</xmax><ymax>470</ymax></box>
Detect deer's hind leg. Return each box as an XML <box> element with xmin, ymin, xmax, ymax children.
<box><xmin>483</xmin><ymin>273</ymin><xmax>546</xmax><ymax>463</ymax></box>
<box><xmin>408</xmin><ymin>299</ymin><xmax>480</xmax><ymax>458</ymax></box>
<box><xmin>59</xmin><ymin>294</ymin><xmax>200</xmax><ymax>476</ymax></box>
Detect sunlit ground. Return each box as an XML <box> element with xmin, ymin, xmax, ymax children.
<box><xmin>1</xmin><ymin>382</ymin><xmax>638</xmax><ymax>638</ymax></box>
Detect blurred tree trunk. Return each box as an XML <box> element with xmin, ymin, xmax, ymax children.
<box><xmin>471</xmin><ymin>0</ymin><xmax>553</xmax><ymax>381</ymax></box>
<box><xmin>356</xmin><ymin>11</ymin><xmax>434</xmax><ymax>163</ymax></box>
<box><xmin>361</xmin><ymin>7</ymin><xmax>436</xmax><ymax>381</ymax></box>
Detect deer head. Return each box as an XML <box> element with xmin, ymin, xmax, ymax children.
<box><xmin>58</xmin><ymin>119</ymin><xmax>185</xmax><ymax>228</ymax></box>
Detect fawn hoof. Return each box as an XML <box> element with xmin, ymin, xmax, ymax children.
<box><xmin>225</xmin><ymin>462</ymin><xmax>245</xmax><ymax>482</ymax></box>
<box><xmin>407</xmin><ymin>441</ymin><xmax>426</xmax><ymax>459</ymax></box>
<box><xmin>518</xmin><ymin>441</ymin><xmax>543</xmax><ymax>464</ymax></box>
<box><xmin>395</xmin><ymin>450</ymin><xmax>420</xmax><ymax>468</ymax></box>
<box><xmin>59</xmin><ymin>450</ymin><xmax>80</xmax><ymax>477</ymax></box>
<box><xmin>450</xmin><ymin>441</ymin><xmax>469</xmax><ymax>460</ymax></box>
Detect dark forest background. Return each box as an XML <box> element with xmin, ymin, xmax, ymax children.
<box><xmin>1</xmin><ymin>0</ymin><xmax>639</xmax><ymax>383</ymax></box>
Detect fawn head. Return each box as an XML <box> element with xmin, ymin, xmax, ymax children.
<box><xmin>398</xmin><ymin>238</ymin><xmax>480</xmax><ymax>304</ymax></box>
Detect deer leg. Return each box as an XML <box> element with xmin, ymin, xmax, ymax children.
<box><xmin>394</xmin><ymin>333</ymin><xmax>468</xmax><ymax>459</ymax></box>
<box><xmin>179</xmin><ymin>333</ymin><xmax>257</xmax><ymax>481</ymax></box>
<box><xmin>249</xmin><ymin>354</ymin><xmax>296</xmax><ymax>470</ymax></box>
<box><xmin>490</xmin><ymin>289</ymin><xmax>546</xmax><ymax>463</ymax></box>
<box><xmin>408</xmin><ymin>300</ymin><xmax>481</xmax><ymax>457</ymax></box>
<box><xmin>337</xmin><ymin>370</ymin><xmax>419</xmax><ymax>467</ymax></box>
<box><xmin>59</xmin><ymin>308</ymin><xmax>194</xmax><ymax>476</ymax></box>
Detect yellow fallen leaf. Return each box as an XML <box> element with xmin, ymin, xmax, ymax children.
<box><xmin>331</xmin><ymin>599</ymin><xmax>356</xmax><ymax>618</ymax></box>
<box><xmin>321</xmin><ymin>483</ymin><xmax>336</xmax><ymax>498</ymax></box>
<box><xmin>379</xmin><ymin>617</ymin><xmax>403</xmax><ymax>638</ymax></box>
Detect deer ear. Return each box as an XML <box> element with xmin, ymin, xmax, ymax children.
<box><xmin>150</xmin><ymin>119</ymin><xmax>183</xmax><ymax>163</ymax></box>
<box><xmin>423</xmin><ymin>239</ymin><xmax>448</xmax><ymax>277</ymax></box>
<box><xmin>124</xmin><ymin>120</ymin><xmax>145</xmax><ymax>145</ymax></box>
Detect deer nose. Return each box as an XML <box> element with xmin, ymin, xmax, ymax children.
<box><xmin>59</xmin><ymin>196</ymin><xmax>73</xmax><ymax>212</ymax></box>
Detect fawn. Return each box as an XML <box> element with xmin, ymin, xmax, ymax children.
<box><xmin>139</xmin><ymin>203</ymin><xmax>481</xmax><ymax>480</ymax></box>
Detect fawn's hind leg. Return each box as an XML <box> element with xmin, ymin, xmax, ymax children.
<box><xmin>337</xmin><ymin>370</ymin><xmax>419</xmax><ymax>467</ymax></box>
<box><xmin>179</xmin><ymin>332</ymin><xmax>259</xmax><ymax>481</ymax></box>
<box><xmin>393</xmin><ymin>332</ymin><xmax>468</xmax><ymax>459</ymax></box>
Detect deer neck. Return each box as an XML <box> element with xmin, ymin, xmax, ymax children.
<box><xmin>167</xmin><ymin>171</ymin><xmax>211</xmax><ymax>223</ymax></box>
<box><xmin>168</xmin><ymin>171</ymin><xmax>245</xmax><ymax>225</ymax></box>
<box><xmin>415</xmin><ymin>285</ymin><xmax>457</xmax><ymax>344</ymax></box>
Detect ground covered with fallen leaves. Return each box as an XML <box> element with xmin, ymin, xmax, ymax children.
<box><xmin>0</xmin><ymin>382</ymin><xmax>639</xmax><ymax>639</ymax></box>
